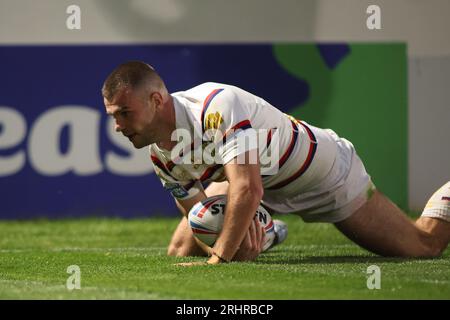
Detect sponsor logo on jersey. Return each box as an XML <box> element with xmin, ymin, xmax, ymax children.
<box><xmin>164</xmin><ymin>182</ymin><xmax>189</xmax><ymax>198</ymax></box>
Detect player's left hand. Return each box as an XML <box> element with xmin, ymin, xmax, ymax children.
<box><xmin>175</xmin><ymin>261</ymin><xmax>209</xmax><ymax>266</ymax></box>
<box><xmin>174</xmin><ymin>255</ymin><xmax>223</xmax><ymax>266</ymax></box>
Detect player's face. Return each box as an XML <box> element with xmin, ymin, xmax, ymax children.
<box><xmin>104</xmin><ymin>88</ymin><xmax>160</xmax><ymax>148</ymax></box>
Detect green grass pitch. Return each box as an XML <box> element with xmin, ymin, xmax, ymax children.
<box><xmin>0</xmin><ymin>214</ymin><xmax>449</xmax><ymax>299</ymax></box>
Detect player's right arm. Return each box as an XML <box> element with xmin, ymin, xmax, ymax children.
<box><xmin>150</xmin><ymin>149</ymin><xmax>214</xmax><ymax>254</ymax></box>
<box><xmin>174</xmin><ymin>191</ymin><xmax>218</xmax><ymax>256</ymax></box>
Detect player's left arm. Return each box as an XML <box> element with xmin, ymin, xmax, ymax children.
<box><xmin>207</xmin><ymin>149</ymin><xmax>265</xmax><ymax>264</ymax></box>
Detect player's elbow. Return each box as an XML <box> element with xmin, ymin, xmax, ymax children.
<box><xmin>252</xmin><ymin>184</ymin><xmax>264</xmax><ymax>202</ymax></box>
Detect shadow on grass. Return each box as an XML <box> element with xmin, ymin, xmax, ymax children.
<box><xmin>256</xmin><ymin>255</ymin><xmax>433</xmax><ymax>265</ymax></box>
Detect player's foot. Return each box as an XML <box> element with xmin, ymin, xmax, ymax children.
<box><xmin>421</xmin><ymin>181</ymin><xmax>450</xmax><ymax>222</ymax></box>
<box><xmin>270</xmin><ymin>219</ymin><xmax>288</xmax><ymax>249</ymax></box>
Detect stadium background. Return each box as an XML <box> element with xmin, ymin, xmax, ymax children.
<box><xmin>0</xmin><ymin>0</ymin><xmax>449</xmax><ymax>219</ymax></box>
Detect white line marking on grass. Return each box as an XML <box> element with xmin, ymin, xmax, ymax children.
<box><xmin>0</xmin><ymin>247</ymin><xmax>167</xmax><ymax>253</ymax></box>
<box><xmin>49</xmin><ymin>247</ymin><xmax>167</xmax><ymax>252</ymax></box>
<box><xmin>0</xmin><ymin>279</ymin><xmax>179</xmax><ymax>299</ymax></box>
<box><xmin>0</xmin><ymin>249</ymin><xmax>30</xmax><ymax>253</ymax></box>
<box><xmin>417</xmin><ymin>279</ymin><xmax>450</xmax><ymax>285</ymax></box>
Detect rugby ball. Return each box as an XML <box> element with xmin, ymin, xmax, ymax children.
<box><xmin>188</xmin><ymin>195</ymin><xmax>276</xmax><ymax>251</ymax></box>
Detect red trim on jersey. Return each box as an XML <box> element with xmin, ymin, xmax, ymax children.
<box><xmin>278</xmin><ymin>120</ymin><xmax>299</xmax><ymax>169</ymax></box>
<box><xmin>262</xmin><ymin>120</ymin><xmax>298</xmax><ymax>179</ymax></box>
<box><xmin>184</xmin><ymin>180</ymin><xmax>196</xmax><ymax>190</ymax></box>
<box><xmin>221</xmin><ymin>119</ymin><xmax>252</xmax><ymax>144</ymax></box>
<box><xmin>201</xmin><ymin>88</ymin><xmax>224</xmax><ymax>132</ymax></box>
<box><xmin>266</xmin><ymin>128</ymin><xmax>273</xmax><ymax>148</ymax></box>
<box><xmin>267</xmin><ymin>120</ymin><xmax>317</xmax><ymax>190</ymax></box>
<box><xmin>200</xmin><ymin>164</ymin><xmax>222</xmax><ymax>181</ymax></box>
<box><xmin>166</xmin><ymin>161</ymin><xmax>175</xmax><ymax>171</ymax></box>
<box><xmin>151</xmin><ymin>155</ymin><xmax>172</xmax><ymax>177</ymax></box>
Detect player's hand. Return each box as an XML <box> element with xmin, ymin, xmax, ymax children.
<box><xmin>175</xmin><ymin>261</ymin><xmax>209</xmax><ymax>266</ymax></box>
<box><xmin>175</xmin><ymin>255</ymin><xmax>223</xmax><ymax>266</ymax></box>
<box><xmin>232</xmin><ymin>217</ymin><xmax>265</xmax><ymax>261</ymax></box>
<box><xmin>175</xmin><ymin>217</ymin><xmax>266</xmax><ymax>265</ymax></box>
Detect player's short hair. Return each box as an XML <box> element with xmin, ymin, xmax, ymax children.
<box><xmin>102</xmin><ymin>61</ymin><xmax>166</xmax><ymax>101</ymax></box>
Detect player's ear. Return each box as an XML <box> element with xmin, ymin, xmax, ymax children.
<box><xmin>150</xmin><ymin>91</ymin><xmax>163</xmax><ymax>108</ymax></box>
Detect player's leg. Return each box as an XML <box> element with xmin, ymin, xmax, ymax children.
<box><xmin>167</xmin><ymin>216</ymin><xmax>207</xmax><ymax>257</ymax></box>
<box><xmin>204</xmin><ymin>181</ymin><xmax>229</xmax><ymax>197</ymax></box>
<box><xmin>415</xmin><ymin>181</ymin><xmax>450</xmax><ymax>253</ymax></box>
<box><xmin>335</xmin><ymin>185</ymin><xmax>450</xmax><ymax>257</ymax></box>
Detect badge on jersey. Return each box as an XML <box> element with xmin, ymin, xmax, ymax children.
<box><xmin>164</xmin><ymin>182</ymin><xmax>189</xmax><ymax>198</ymax></box>
<box><xmin>205</xmin><ymin>112</ymin><xmax>223</xmax><ymax>130</ymax></box>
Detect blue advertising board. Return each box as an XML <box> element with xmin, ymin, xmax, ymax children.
<box><xmin>1</xmin><ymin>44</ymin><xmax>329</xmax><ymax>218</ymax></box>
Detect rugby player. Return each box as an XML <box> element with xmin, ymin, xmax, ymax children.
<box><xmin>102</xmin><ymin>61</ymin><xmax>450</xmax><ymax>265</ymax></box>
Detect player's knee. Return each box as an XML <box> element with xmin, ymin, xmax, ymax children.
<box><xmin>167</xmin><ymin>245</ymin><xmax>186</xmax><ymax>257</ymax></box>
<box><xmin>423</xmin><ymin>241</ymin><xmax>446</xmax><ymax>258</ymax></box>
<box><xmin>167</xmin><ymin>244</ymin><xmax>178</xmax><ymax>256</ymax></box>
<box><xmin>413</xmin><ymin>246</ymin><xmax>443</xmax><ymax>259</ymax></box>
<box><xmin>167</xmin><ymin>243</ymin><xmax>187</xmax><ymax>257</ymax></box>
<box><xmin>167</xmin><ymin>242</ymin><xmax>199</xmax><ymax>257</ymax></box>
<box><xmin>167</xmin><ymin>239</ymin><xmax>184</xmax><ymax>256</ymax></box>
<box><xmin>415</xmin><ymin>235</ymin><xmax>446</xmax><ymax>258</ymax></box>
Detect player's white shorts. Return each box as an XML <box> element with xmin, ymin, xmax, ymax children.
<box><xmin>261</xmin><ymin>127</ymin><xmax>375</xmax><ymax>223</ymax></box>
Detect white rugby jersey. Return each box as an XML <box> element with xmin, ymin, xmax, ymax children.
<box><xmin>150</xmin><ymin>82</ymin><xmax>339</xmax><ymax>208</ymax></box>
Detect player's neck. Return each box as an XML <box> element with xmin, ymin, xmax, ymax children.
<box><xmin>157</xmin><ymin>140</ymin><xmax>177</xmax><ymax>151</ymax></box>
